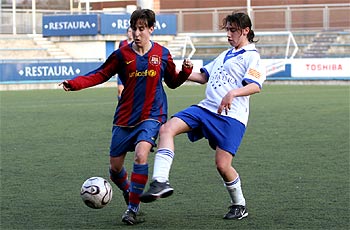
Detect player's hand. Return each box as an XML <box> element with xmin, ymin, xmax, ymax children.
<box><xmin>59</xmin><ymin>80</ymin><xmax>72</xmax><ymax>91</ymax></box>
<box><xmin>182</xmin><ymin>58</ymin><xmax>193</xmax><ymax>69</ymax></box>
<box><xmin>218</xmin><ymin>91</ymin><xmax>235</xmax><ymax>115</ymax></box>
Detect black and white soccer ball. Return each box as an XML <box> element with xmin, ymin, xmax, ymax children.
<box><xmin>80</xmin><ymin>177</ymin><xmax>113</xmax><ymax>209</ymax></box>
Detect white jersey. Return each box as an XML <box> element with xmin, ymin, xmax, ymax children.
<box><xmin>198</xmin><ymin>43</ymin><xmax>266</xmax><ymax>126</ymax></box>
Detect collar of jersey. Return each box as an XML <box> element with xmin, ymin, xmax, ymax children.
<box><xmin>223</xmin><ymin>44</ymin><xmax>257</xmax><ymax>63</ymax></box>
<box><xmin>223</xmin><ymin>49</ymin><xmax>246</xmax><ymax>63</ymax></box>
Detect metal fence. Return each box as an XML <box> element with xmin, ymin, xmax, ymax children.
<box><xmin>1</xmin><ymin>3</ymin><xmax>349</xmax><ymax>34</ymax></box>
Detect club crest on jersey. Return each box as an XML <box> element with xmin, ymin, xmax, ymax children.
<box><xmin>149</xmin><ymin>55</ymin><xmax>161</xmax><ymax>66</ymax></box>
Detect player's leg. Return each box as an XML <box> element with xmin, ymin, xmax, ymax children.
<box><xmin>153</xmin><ymin>117</ymin><xmax>191</xmax><ymax>181</ymax></box>
<box><xmin>204</xmin><ymin>114</ymin><xmax>247</xmax><ymax>220</ymax></box>
<box><xmin>109</xmin><ymin>155</ymin><xmax>130</xmax><ymax>205</ymax></box>
<box><xmin>216</xmin><ymin>148</ymin><xmax>248</xmax><ymax>220</ymax></box>
<box><xmin>139</xmin><ymin>117</ymin><xmax>191</xmax><ymax>203</ymax></box>
<box><xmin>122</xmin><ymin>141</ymin><xmax>151</xmax><ymax>225</ymax></box>
<box><xmin>122</xmin><ymin>120</ymin><xmax>160</xmax><ymax>225</ymax></box>
<box><xmin>109</xmin><ymin>126</ymin><xmax>131</xmax><ymax>205</ymax></box>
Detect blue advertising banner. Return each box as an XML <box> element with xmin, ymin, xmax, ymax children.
<box><xmin>153</xmin><ymin>14</ymin><xmax>177</xmax><ymax>35</ymax></box>
<box><xmin>0</xmin><ymin>62</ymin><xmax>102</xmax><ymax>83</ymax></box>
<box><xmin>42</xmin><ymin>14</ymin><xmax>99</xmax><ymax>37</ymax></box>
<box><xmin>100</xmin><ymin>14</ymin><xmax>177</xmax><ymax>35</ymax></box>
<box><xmin>100</xmin><ymin>14</ymin><xmax>130</xmax><ymax>35</ymax></box>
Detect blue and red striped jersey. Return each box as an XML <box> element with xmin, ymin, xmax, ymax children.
<box><xmin>119</xmin><ymin>39</ymin><xmax>129</xmax><ymax>48</ymax></box>
<box><xmin>67</xmin><ymin>41</ymin><xmax>192</xmax><ymax>127</ymax></box>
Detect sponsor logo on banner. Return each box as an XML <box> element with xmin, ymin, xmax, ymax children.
<box><xmin>18</xmin><ymin>65</ymin><xmax>79</xmax><ymax>77</ymax></box>
<box><xmin>265</xmin><ymin>60</ymin><xmax>286</xmax><ymax>76</ymax></box>
<box><xmin>100</xmin><ymin>14</ymin><xmax>177</xmax><ymax>35</ymax></box>
<box><xmin>0</xmin><ymin>62</ymin><xmax>102</xmax><ymax>82</ymax></box>
<box><xmin>291</xmin><ymin>58</ymin><xmax>350</xmax><ymax>77</ymax></box>
<box><xmin>43</xmin><ymin>15</ymin><xmax>98</xmax><ymax>36</ymax></box>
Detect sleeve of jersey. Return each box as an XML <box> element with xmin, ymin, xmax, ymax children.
<box><xmin>67</xmin><ymin>53</ymin><xmax>119</xmax><ymax>91</ymax></box>
<box><xmin>200</xmin><ymin>58</ymin><xmax>217</xmax><ymax>81</ymax></box>
<box><xmin>242</xmin><ymin>54</ymin><xmax>266</xmax><ymax>88</ymax></box>
<box><xmin>163</xmin><ymin>53</ymin><xmax>193</xmax><ymax>89</ymax></box>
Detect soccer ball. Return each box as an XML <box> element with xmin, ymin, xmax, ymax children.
<box><xmin>80</xmin><ymin>177</ymin><xmax>113</xmax><ymax>209</ymax></box>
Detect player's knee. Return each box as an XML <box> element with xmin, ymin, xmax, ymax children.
<box><xmin>215</xmin><ymin>159</ymin><xmax>231</xmax><ymax>175</ymax></box>
<box><xmin>109</xmin><ymin>162</ymin><xmax>122</xmax><ymax>173</ymax></box>
<box><xmin>133</xmin><ymin>147</ymin><xmax>150</xmax><ymax>164</ymax></box>
<box><xmin>215</xmin><ymin>163</ymin><xmax>225</xmax><ymax>175</ymax></box>
<box><xmin>109</xmin><ymin>156</ymin><xmax>125</xmax><ymax>172</ymax></box>
<box><xmin>160</xmin><ymin>118</ymin><xmax>185</xmax><ymax>137</ymax></box>
<box><xmin>159</xmin><ymin>123</ymin><xmax>173</xmax><ymax>137</ymax></box>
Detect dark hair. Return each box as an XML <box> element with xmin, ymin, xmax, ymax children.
<box><xmin>130</xmin><ymin>9</ymin><xmax>156</xmax><ymax>29</ymax></box>
<box><xmin>221</xmin><ymin>12</ymin><xmax>257</xmax><ymax>43</ymax></box>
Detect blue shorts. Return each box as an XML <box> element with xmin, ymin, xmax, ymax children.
<box><xmin>109</xmin><ymin>120</ymin><xmax>161</xmax><ymax>157</ymax></box>
<box><xmin>173</xmin><ymin>105</ymin><xmax>246</xmax><ymax>155</ymax></box>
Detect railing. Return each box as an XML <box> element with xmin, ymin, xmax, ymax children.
<box><xmin>181</xmin><ymin>31</ymin><xmax>298</xmax><ymax>56</ymax></box>
<box><xmin>181</xmin><ymin>35</ymin><xmax>196</xmax><ymax>59</ymax></box>
<box><xmin>1</xmin><ymin>4</ymin><xmax>349</xmax><ymax>34</ymax></box>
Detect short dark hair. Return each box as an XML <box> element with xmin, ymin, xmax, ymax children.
<box><xmin>221</xmin><ymin>12</ymin><xmax>257</xmax><ymax>43</ymax></box>
<box><xmin>130</xmin><ymin>9</ymin><xmax>156</xmax><ymax>29</ymax></box>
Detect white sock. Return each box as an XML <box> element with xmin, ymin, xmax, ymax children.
<box><xmin>152</xmin><ymin>148</ymin><xmax>174</xmax><ymax>183</ymax></box>
<box><xmin>225</xmin><ymin>176</ymin><xmax>246</xmax><ymax>206</ymax></box>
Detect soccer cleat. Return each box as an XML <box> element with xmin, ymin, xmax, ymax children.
<box><xmin>123</xmin><ymin>191</ymin><xmax>129</xmax><ymax>205</ymax></box>
<box><xmin>139</xmin><ymin>180</ymin><xmax>174</xmax><ymax>203</ymax></box>
<box><xmin>121</xmin><ymin>209</ymin><xmax>136</xmax><ymax>225</ymax></box>
<box><xmin>121</xmin><ymin>209</ymin><xmax>144</xmax><ymax>225</ymax></box>
<box><xmin>223</xmin><ymin>205</ymin><xmax>248</xmax><ymax>220</ymax></box>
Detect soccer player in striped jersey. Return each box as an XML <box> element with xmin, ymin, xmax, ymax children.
<box><xmin>140</xmin><ymin>12</ymin><xmax>266</xmax><ymax>220</ymax></box>
<box><xmin>60</xmin><ymin>9</ymin><xmax>193</xmax><ymax>225</ymax></box>
<box><xmin>118</xmin><ymin>27</ymin><xmax>133</xmax><ymax>48</ymax></box>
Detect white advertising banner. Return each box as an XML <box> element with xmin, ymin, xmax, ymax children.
<box><xmin>261</xmin><ymin>59</ymin><xmax>287</xmax><ymax>76</ymax></box>
<box><xmin>291</xmin><ymin>58</ymin><xmax>350</xmax><ymax>78</ymax></box>
<box><xmin>174</xmin><ymin>59</ymin><xmax>203</xmax><ymax>73</ymax></box>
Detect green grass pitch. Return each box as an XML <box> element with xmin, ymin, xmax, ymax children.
<box><xmin>0</xmin><ymin>84</ymin><xmax>349</xmax><ymax>229</ymax></box>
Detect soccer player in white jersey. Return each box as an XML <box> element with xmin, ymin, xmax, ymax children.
<box><xmin>140</xmin><ymin>12</ymin><xmax>266</xmax><ymax>220</ymax></box>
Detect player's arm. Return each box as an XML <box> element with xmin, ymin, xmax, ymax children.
<box><xmin>188</xmin><ymin>72</ymin><xmax>207</xmax><ymax>84</ymax></box>
<box><xmin>218</xmin><ymin>53</ymin><xmax>265</xmax><ymax>113</ymax></box>
<box><xmin>164</xmin><ymin>58</ymin><xmax>193</xmax><ymax>89</ymax></box>
<box><xmin>60</xmin><ymin>53</ymin><xmax>119</xmax><ymax>91</ymax></box>
<box><xmin>187</xmin><ymin>65</ymin><xmax>209</xmax><ymax>84</ymax></box>
<box><xmin>59</xmin><ymin>80</ymin><xmax>73</xmax><ymax>91</ymax></box>
<box><xmin>218</xmin><ymin>82</ymin><xmax>261</xmax><ymax>115</ymax></box>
